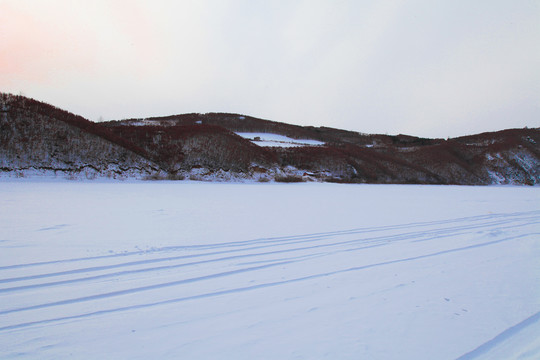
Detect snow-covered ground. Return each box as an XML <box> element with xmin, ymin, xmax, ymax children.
<box><xmin>235</xmin><ymin>132</ymin><xmax>325</xmax><ymax>147</ymax></box>
<box><xmin>0</xmin><ymin>181</ymin><xmax>539</xmax><ymax>359</ymax></box>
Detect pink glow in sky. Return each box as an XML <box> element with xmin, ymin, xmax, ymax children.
<box><xmin>1</xmin><ymin>0</ymin><xmax>539</xmax><ymax>138</ymax></box>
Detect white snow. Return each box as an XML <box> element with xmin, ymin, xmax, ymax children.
<box><xmin>235</xmin><ymin>132</ymin><xmax>325</xmax><ymax>147</ymax></box>
<box><xmin>0</xmin><ymin>181</ymin><xmax>539</xmax><ymax>359</ymax></box>
<box><xmin>126</xmin><ymin>120</ymin><xmax>151</xmax><ymax>126</ymax></box>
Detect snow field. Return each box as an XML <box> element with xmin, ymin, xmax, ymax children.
<box><xmin>235</xmin><ymin>132</ymin><xmax>325</xmax><ymax>147</ymax></box>
<box><xmin>0</xmin><ymin>181</ymin><xmax>539</xmax><ymax>359</ymax></box>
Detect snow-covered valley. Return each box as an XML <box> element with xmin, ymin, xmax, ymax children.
<box><xmin>0</xmin><ymin>181</ymin><xmax>539</xmax><ymax>359</ymax></box>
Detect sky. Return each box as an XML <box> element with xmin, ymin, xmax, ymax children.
<box><xmin>1</xmin><ymin>0</ymin><xmax>539</xmax><ymax>138</ymax></box>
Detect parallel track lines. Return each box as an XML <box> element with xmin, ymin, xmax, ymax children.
<box><xmin>1</xmin><ymin>210</ymin><xmax>538</xmax><ymax>332</ymax></box>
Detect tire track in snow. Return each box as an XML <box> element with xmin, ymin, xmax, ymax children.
<box><xmin>0</xmin><ymin>260</ymin><xmax>296</xmax><ymax>316</ymax></box>
<box><xmin>1</xmin><ymin>210</ymin><xmax>537</xmax><ymax>271</ymax></box>
<box><xmin>3</xmin><ymin>214</ymin><xmax>537</xmax><ymax>284</ymax></box>
<box><xmin>456</xmin><ymin>310</ymin><xmax>540</xmax><ymax>360</ymax></box>
<box><xmin>1</xmin><ymin>232</ymin><xmax>537</xmax><ymax>327</ymax></box>
<box><xmin>1</xmin><ymin>216</ymin><xmax>537</xmax><ymax>292</ymax></box>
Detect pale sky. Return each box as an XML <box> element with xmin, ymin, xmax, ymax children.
<box><xmin>1</xmin><ymin>0</ymin><xmax>539</xmax><ymax>138</ymax></box>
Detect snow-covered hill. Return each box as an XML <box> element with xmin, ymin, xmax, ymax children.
<box><xmin>0</xmin><ymin>93</ymin><xmax>160</xmax><ymax>179</ymax></box>
<box><xmin>1</xmin><ymin>92</ymin><xmax>539</xmax><ymax>184</ymax></box>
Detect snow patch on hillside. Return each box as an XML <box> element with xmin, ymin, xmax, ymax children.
<box><xmin>236</xmin><ymin>132</ymin><xmax>325</xmax><ymax>147</ymax></box>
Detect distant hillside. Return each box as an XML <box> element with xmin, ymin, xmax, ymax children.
<box><xmin>1</xmin><ymin>92</ymin><xmax>538</xmax><ymax>184</ymax></box>
<box><xmin>0</xmin><ymin>93</ymin><xmax>160</xmax><ymax>179</ymax></box>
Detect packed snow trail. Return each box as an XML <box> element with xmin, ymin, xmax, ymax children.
<box><xmin>457</xmin><ymin>311</ymin><xmax>540</xmax><ymax>359</ymax></box>
<box><xmin>0</xmin><ymin>181</ymin><xmax>538</xmax><ymax>359</ymax></box>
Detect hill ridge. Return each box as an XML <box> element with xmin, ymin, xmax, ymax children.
<box><xmin>1</xmin><ymin>92</ymin><xmax>538</xmax><ymax>184</ymax></box>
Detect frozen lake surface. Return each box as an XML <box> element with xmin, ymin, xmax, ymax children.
<box><xmin>0</xmin><ymin>181</ymin><xmax>539</xmax><ymax>359</ymax></box>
